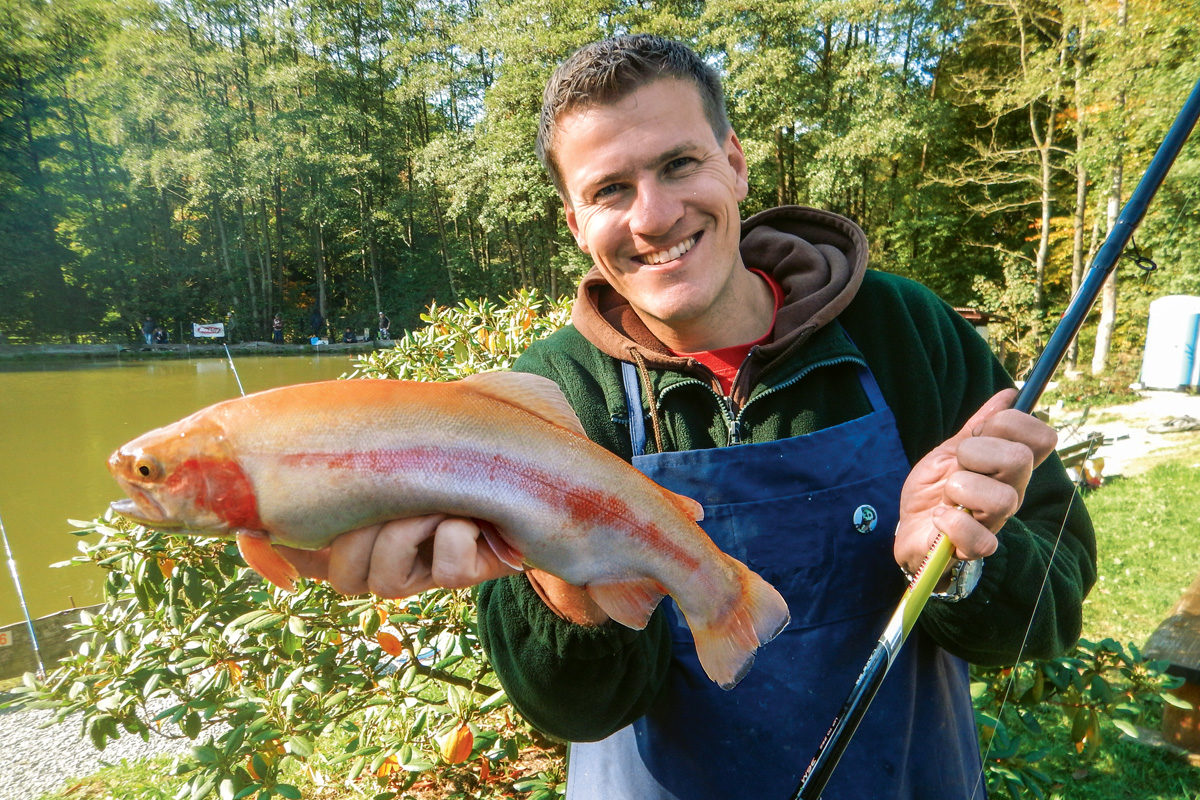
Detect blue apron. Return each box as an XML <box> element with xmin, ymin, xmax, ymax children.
<box><xmin>565</xmin><ymin>361</ymin><xmax>984</xmax><ymax>800</ymax></box>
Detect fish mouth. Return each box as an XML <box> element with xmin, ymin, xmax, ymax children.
<box><xmin>109</xmin><ymin>493</ymin><xmax>182</xmax><ymax>529</ymax></box>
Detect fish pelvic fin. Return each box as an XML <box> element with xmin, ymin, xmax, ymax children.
<box><xmin>460</xmin><ymin>371</ymin><xmax>587</xmax><ymax>437</ymax></box>
<box><xmin>684</xmin><ymin>563</ymin><xmax>790</xmax><ymax>690</ymax></box>
<box><xmin>585</xmin><ymin>579</ymin><xmax>668</xmax><ymax>630</ymax></box>
<box><xmin>236</xmin><ymin>529</ymin><xmax>299</xmax><ymax>592</ymax></box>
<box><xmin>475</xmin><ymin>519</ymin><xmax>525</xmax><ymax>571</ymax></box>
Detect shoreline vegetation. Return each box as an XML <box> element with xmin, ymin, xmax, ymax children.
<box><xmin>0</xmin><ymin>339</ymin><xmax>391</xmax><ymax>364</ymax></box>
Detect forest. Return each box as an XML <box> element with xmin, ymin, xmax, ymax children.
<box><xmin>2</xmin><ymin>0</ymin><xmax>1198</xmax><ymax>377</ymax></box>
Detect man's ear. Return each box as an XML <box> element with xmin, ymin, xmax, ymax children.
<box><xmin>563</xmin><ymin>199</ymin><xmax>588</xmax><ymax>253</ymax></box>
<box><xmin>725</xmin><ymin>130</ymin><xmax>749</xmax><ymax>203</ymax></box>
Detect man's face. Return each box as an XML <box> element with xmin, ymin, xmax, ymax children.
<box><xmin>555</xmin><ymin>79</ymin><xmax>750</xmax><ymax>349</ymax></box>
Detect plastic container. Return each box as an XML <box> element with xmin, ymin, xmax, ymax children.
<box><xmin>1140</xmin><ymin>295</ymin><xmax>1200</xmax><ymax>390</ymax></box>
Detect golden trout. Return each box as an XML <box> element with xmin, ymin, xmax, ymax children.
<box><xmin>107</xmin><ymin>373</ymin><xmax>790</xmax><ymax>688</ymax></box>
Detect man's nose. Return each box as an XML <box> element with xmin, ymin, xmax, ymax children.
<box><xmin>628</xmin><ymin>178</ymin><xmax>684</xmax><ymax>238</ymax></box>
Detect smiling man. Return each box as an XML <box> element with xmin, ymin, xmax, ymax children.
<box><xmin>551</xmin><ymin>76</ymin><xmax>766</xmax><ymax>353</ymax></box>
<box><xmin>281</xmin><ymin>34</ymin><xmax>1096</xmax><ymax>799</ymax></box>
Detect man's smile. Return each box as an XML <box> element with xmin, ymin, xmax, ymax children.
<box><xmin>638</xmin><ymin>233</ymin><xmax>699</xmax><ymax>265</ymax></box>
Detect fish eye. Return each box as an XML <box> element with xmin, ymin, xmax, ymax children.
<box><xmin>134</xmin><ymin>456</ymin><xmax>162</xmax><ymax>481</ymax></box>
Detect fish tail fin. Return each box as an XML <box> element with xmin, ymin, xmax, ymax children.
<box><xmin>236</xmin><ymin>529</ymin><xmax>299</xmax><ymax>592</ymax></box>
<box><xmin>685</xmin><ymin>563</ymin><xmax>790</xmax><ymax>690</ymax></box>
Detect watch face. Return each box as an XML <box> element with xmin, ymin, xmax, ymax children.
<box><xmin>957</xmin><ymin>559</ymin><xmax>983</xmax><ymax>597</ymax></box>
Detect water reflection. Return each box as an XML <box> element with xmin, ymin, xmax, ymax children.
<box><xmin>0</xmin><ymin>354</ymin><xmax>361</xmax><ymax>625</ymax></box>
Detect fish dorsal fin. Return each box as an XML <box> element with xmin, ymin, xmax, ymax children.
<box><xmin>460</xmin><ymin>371</ymin><xmax>587</xmax><ymax>437</ymax></box>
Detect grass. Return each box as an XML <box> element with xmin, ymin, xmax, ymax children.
<box><xmin>23</xmin><ymin>436</ymin><xmax>1200</xmax><ymax>800</ymax></box>
<box><xmin>37</xmin><ymin>756</ymin><xmax>177</xmax><ymax>800</ymax></box>
<box><xmin>1080</xmin><ymin>440</ymin><xmax>1200</xmax><ymax>645</ymax></box>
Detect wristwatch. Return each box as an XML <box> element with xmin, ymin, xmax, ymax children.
<box><xmin>929</xmin><ymin>558</ymin><xmax>984</xmax><ymax>603</ymax></box>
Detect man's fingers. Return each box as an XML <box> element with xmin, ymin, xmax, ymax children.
<box><xmin>275</xmin><ymin>544</ymin><xmax>332</xmax><ymax>580</ymax></box>
<box><xmin>954</xmin><ymin>436</ymin><xmax>1035</xmax><ymax>497</ymax></box>
<box><xmin>430</xmin><ymin>518</ymin><xmax>501</xmax><ymax>588</ymax></box>
<box><xmin>277</xmin><ymin>515</ymin><xmax>511</xmax><ymax>599</ymax></box>
<box><xmin>326</xmin><ymin>527</ymin><xmax>386</xmax><ymax>595</ymax></box>
<box><xmin>364</xmin><ymin>515</ymin><xmax>448</xmax><ymax>598</ymax></box>
<box><xmin>931</xmin><ymin>505</ymin><xmax>999</xmax><ymax>561</ymax></box>
<box><xmin>943</xmin><ymin>471</ymin><xmax>1021</xmax><ymax>531</ymax></box>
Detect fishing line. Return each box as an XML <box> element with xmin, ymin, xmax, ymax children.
<box><xmin>223</xmin><ymin>342</ymin><xmax>246</xmax><ymax>397</ymax></box>
<box><xmin>0</xmin><ymin>507</ymin><xmax>47</xmax><ymax>679</ymax></box>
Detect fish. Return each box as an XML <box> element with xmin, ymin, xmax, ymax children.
<box><xmin>107</xmin><ymin>372</ymin><xmax>790</xmax><ymax>689</ymax></box>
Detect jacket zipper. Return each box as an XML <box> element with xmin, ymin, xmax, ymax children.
<box><xmin>658</xmin><ymin>379</ymin><xmax>741</xmax><ymax>445</ymax></box>
<box><xmin>734</xmin><ymin>355</ymin><xmax>866</xmax><ymax>433</ymax></box>
<box><xmin>653</xmin><ymin>355</ymin><xmax>866</xmax><ymax>448</ymax></box>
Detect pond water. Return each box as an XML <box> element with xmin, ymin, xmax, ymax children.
<box><xmin>0</xmin><ymin>353</ymin><xmax>363</xmax><ymax>626</ymax></box>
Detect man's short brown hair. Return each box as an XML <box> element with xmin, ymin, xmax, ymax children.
<box><xmin>537</xmin><ymin>34</ymin><xmax>730</xmax><ymax>198</ymax></box>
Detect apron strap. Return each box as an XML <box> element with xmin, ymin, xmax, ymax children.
<box><xmin>620</xmin><ymin>361</ymin><xmax>647</xmax><ymax>457</ymax></box>
<box><xmin>856</xmin><ymin>362</ymin><xmax>886</xmax><ymax>412</ymax></box>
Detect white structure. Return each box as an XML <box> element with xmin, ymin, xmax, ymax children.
<box><xmin>1140</xmin><ymin>295</ymin><xmax>1200</xmax><ymax>390</ymax></box>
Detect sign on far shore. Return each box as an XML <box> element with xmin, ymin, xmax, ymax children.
<box><xmin>192</xmin><ymin>322</ymin><xmax>226</xmax><ymax>339</ymax></box>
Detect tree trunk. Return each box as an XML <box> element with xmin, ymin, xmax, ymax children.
<box><xmin>1067</xmin><ymin>19</ymin><xmax>1088</xmax><ymax>372</ymax></box>
<box><xmin>1091</xmin><ymin>0</ymin><xmax>1127</xmax><ymax>377</ymax></box>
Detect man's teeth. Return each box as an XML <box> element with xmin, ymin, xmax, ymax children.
<box><xmin>642</xmin><ymin>236</ymin><xmax>697</xmax><ymax>265</ymax></box>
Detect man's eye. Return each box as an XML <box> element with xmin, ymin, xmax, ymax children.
<box><xmin>594</xmin><ymin>184</ymin><xmax>622</xmax><ymax>200</ymax></box>
<box><xmin>667</xmin><ymin>157</ymin><xmax>694</xmax><ymax>171</ymax></box>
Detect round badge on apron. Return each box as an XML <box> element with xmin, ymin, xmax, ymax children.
<box><xmin>853</xmin><ymin>504</ymin><xmax>879</xmax><ymax>534</ymax></box>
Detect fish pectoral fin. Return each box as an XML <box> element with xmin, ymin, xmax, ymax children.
<box><xmin>585</xmin><ymin>579</ymin><xmax>667</xmax><ymax>630</ymax></box>
<box><xmin>460</xmin><ymin>372</ymin><xmax>587</xmax><ymax>437</ymax></box>
<box><xmin>667</xmin><ymin>490</ymin><xmax>704</xmax><ymax>521</ymax></box>
<box><xmin>235</xmin><ymin>529</ymin><xmax>299</xmax><ymax>592</ymax></box>
<box><xmin>475</xmin><ymin>519</ymin><xmax>525</xmax><ymax>571</ymax></box>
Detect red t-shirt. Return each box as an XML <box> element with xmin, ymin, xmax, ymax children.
<box><xmin>670</xmin><ymin>269</ymin><xmax>784</xmax><ymax>396</ymax></box>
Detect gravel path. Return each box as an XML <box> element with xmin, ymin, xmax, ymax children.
<box><xmin>0</xmin><ymin>695</ymin><xmax>202</xmax><ymax>800</ymax></box>
<box><xmin>1049</xmin><ymin>388</ymin><xmax>1200</xmax><ymax>477</ymax></box>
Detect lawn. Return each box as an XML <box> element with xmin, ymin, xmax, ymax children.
<box><xmin>1081</xmin><ymin>439</ymin><xmax>1200</xmax><ymax>646</ymax></box>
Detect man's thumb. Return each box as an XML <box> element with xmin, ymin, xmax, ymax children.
<box><xmin>948</xmin><ymin>388</ymin><xmax>1019</xmax><ymax>446</ymax></box>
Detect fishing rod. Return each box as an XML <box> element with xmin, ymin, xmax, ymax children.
<box><xmin>794</xmin><ymin>74</ymin><xmax>1200</xmax><ymax>800</ymax></box>
<box><xmin>223</xmin><ymin>342</ymin><xmax>246</xmax><ymax>396</ymax></box>
<box><xmin>1</xmin><ymin>508</ymin><xmax>47</xmax><ymax>679</ymax></box>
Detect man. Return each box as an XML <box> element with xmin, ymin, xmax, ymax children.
<box><xmin>378</xmin><ymin>311</ymin><xmax>391</xmax><ymax>340</ymax></box>
<box><xmin>282</xmin><ymin>34</ymin><xmax>1095</xmax><ymax>799</ymax></box>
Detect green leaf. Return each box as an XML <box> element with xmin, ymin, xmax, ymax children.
<box><xmin>287</xmin><ymin>736</ymin><xmax>315</xmax><ymax>758</ymax></box>
<box><xmin>287</xmin><ymin>616</ymin><xmax>308</xmax><ymax>637</ymax></box>
<box><xmin>1112</xmin><ymin>718</ymin><xmax>1140</xmax><ymax>738</ymax></box>
<box><xmin>1164</xmin><ymin>692</ymin><xmax>1194</xmax><ymax>710</ymax></box>
<box><xmin>274</xmin><ymin>785</ymin><xmax>301</xmax><ymax>799</ymax></box>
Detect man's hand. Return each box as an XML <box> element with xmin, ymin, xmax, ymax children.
<box><xmin>276</xmin><ymin>515</ymin><xmax>609</xmax><ymax>625</ymax></box>
<box><xmin>894</xmin><ymin>388</ymin><xmax>1058</xmax><ymax>576</ymax></box>
<box><xmin>276</xmin><ymin>515</ymin><xmax>517</xmax><ymax>598</ymax></box>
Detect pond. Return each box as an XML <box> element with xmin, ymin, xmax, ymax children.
<box><xmin>0</xmin><ymin>353</ymin><xmax>365</xmax><ymax>626</ymax></box>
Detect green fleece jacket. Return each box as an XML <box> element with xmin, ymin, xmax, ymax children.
<box><xmin>476</xmin><ymin>206</ymin><xmax>1097</xmax><ymax>743</ymax></box>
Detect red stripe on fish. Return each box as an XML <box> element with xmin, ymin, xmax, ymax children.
<box><xmin>282</xmin><ymin>447</ymin><xmax>701</xmax><ymax>571</ymax></box>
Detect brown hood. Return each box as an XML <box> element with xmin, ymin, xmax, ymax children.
<box><xmin>571</xmin><ymin>205</ymin><xmax>868</xmax><ymax>375</ymax></box>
